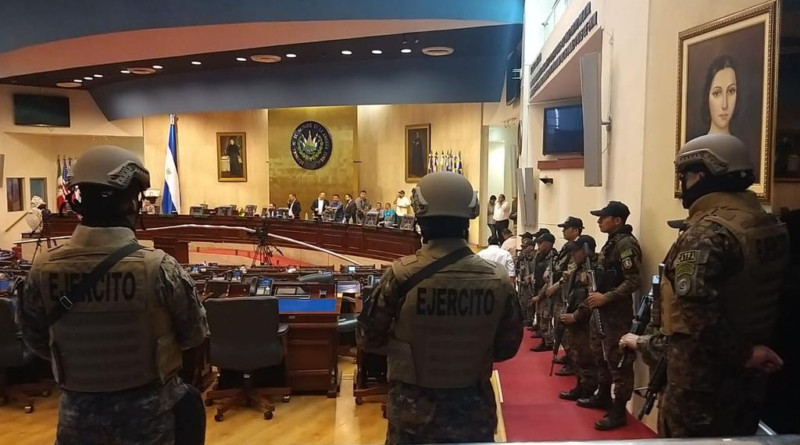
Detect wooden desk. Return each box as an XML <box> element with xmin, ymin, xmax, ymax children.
<box><xmin>278</xmin><ymin>298</ymin><xmax>341</xmax><ymax>397</ymax></box>
<box><xmin>40</xmin><ymin>215</ymin><xmax>420</xmax><ymax>262</ymax></box>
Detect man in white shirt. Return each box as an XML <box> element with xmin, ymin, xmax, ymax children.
<box><xmin>477</xmin><ymin>236</ymin><xmax>515</xmax><ymax>278</ymax></box>
<box><xmin>311</xmin><ymin>191</ymin><xmax>329</xmax><ymax>219</ymax></box>
<box><xmin>395</xmin><ymin>190</ymin><xmax>411</xmax><ymax>217</ymax></box>
<box><xmin>500</xmin><ymin>228</ymin><xmax>517</xmax><ymax>260</ymax></box>
<box><xmin>493</xmin><ymin>194</ymin><xmax>511</xmax><ymax>234</ymax></box>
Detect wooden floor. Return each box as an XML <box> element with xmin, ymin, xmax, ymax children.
<box><xmin>0</xmin><ymin>359</ymin><xmax>506</xmax><ymax>445</ymax></box>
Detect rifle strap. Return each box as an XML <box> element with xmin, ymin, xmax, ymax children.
<box><xmin>397</xmin><ymin>247</ymin><xmax>474</xmax><ymax>298</ymax></box>
<box><xmin>46</xmin><ymin>243</ymin><xmax>145</xmax><ymax>327</ymax></box>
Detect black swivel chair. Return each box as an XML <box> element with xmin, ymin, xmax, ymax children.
<box><xmin>203</xmin><ymin>296</ymin><xmax>291</xmax><ymax>421</ymax></box>
<box><xmin>0</xmin><ymin>298</ymin><xmax>53</xmax><ymax>413</ymax></box>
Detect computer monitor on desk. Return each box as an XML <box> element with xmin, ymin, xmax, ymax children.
<box><xmin>252</xmin><ymin>277</ymin><xmax>273</xmax><ymax>296</ymax></box>
<box><xmin>274</xmin><ymin>287</ymin><xmax>310</xmax><ymax>299</ymax></box>
<box><xmin>336</xmin><ymin>280</ymin><xmax>361</xmax><ymax>296</ymax></box>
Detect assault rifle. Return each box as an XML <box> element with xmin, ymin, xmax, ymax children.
<box><xmin>584</xmin><ymin>244</ymin><xmax>608</xmax><ymax>362</ymax></box>
<box><xmin>550</xmin><ymin>267</ymin><xmax>579</xmax><ymax>376</ymax></box>
<box><xmin>636</xmin><ymin>355</ymin><xmax>666</xmax><ymax>419</ymax></box>
<box><xmin>617</xmin><ymin>264</ymin><xmax>663</xmax><ymax>368</ymax></box>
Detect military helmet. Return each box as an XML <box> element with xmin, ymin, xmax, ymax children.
<box><xmin>69</xmin><ymin>146</ymin><xmax>150</xmax><ymax>191</ymax></box>
<box><xmin>675</xmin><ymin>134</ymin><xmax>753</xmax><ymax>175</ymax></box>
<box><xmin>411</xmin><ymin>172</ymin><xmax>479</xmax><ymax>219</ymax></box>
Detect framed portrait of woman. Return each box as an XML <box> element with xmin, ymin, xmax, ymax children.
<box><xmin>405</xmin><ymin>124</ymin><xmax>431</xmax><ymax>182</ymax></box>
<box><xmin>675</xmin><ymin>1</ymin><xmax>777</xmax><ymax>200</ymax></box>
<box><xmin>217</xmin><ymin>132</ymin><xmax>247</xmax><ymax>182</ymax></box>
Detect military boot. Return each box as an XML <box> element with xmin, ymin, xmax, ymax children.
<box><xmin>530</xmin><ymin>331</ymin><xmax>543</xmax><ymax>339</ymax></box>
<box><xmin>576</xmin><ymin>386</ymin><xmax>612</xmax><ymax>410</ymax></box>
<box><xmin>559</xmin><ymin>380</ymin><xmax>582</xmax><ymax>401</ymax></box>
<box><xmin>530</xmin><ymin>341</ymin><xmax>551</xmax><ymax>352</ymax></box>
<box><xmin>595</xmin><ymin>399</ymin><xmax>628</xmax><ymax>430</ymax></box>
<box><xmin>552</xmin><ymin>356</ymin><xmax>568</xmax><ymax>365</ymax></box>
<box><xmin>555</xmin><ymin>364</ymin><xmax>575</xmax><ymax>376</ymax></box>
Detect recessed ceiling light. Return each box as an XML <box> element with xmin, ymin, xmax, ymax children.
<box><xmin>128</xmin><ymin>67</ymin><xmax>156</xmax><ymax>75</ymax></box>
<box><xmin>191</xmin><ymin>61</ymin><xmax>202</xmax><ymax>65</ymax></box>
<box><xmin>121</xmin><ymin>70</ymin><xmax>131</xmax><ymax>74</ymax></box>
<box><xmin>56</xmin><ymin>82</ymin><xmax>82</xmax><ymax>88</ymax></box>
<box><xmin>93</xmin><ymin>74</ymin><xmax>103</xmax><ymax>78</ymax></box>
<box><xmin>341</xmin><ymin>50</ymin><xmax>352</xmax><ymax>55</ymax></box>
<box><xmin>371</xmin><ymin>50</ymin><xmax>383</xmax><ymax>55</ymax></box>
<box><xmin>422</xmin><ymin>46</ymin><xmax>455</xmax><ymax>57</ymax></box>
<box><xmin>285</xmin><ymin>53</ymin><xmax>297</xmax><ymax>58</ymax></box>
<box><xmin>153</xmin><ymin>65</ymin><xmax>163</xmax><ymax>69</ymax></box>
<box><xmin>84</xmin><ymin>76</ymin><xmax>93</xmax><ymax>80</ymax></box>
<box><xmin>250</xmin><ymin>54</ymin><xmax>282</xmax><ymax>63</ymax></box>
<box><xmin>236</xmin><ymin>57</ymin><xmax>247</xmax><ymax>62</ymax></box>
<box><xmin>73</xmin><ymin>79</ymin><xmax>83</xmax><ymax>83</ymax></box>
<box><xmin>401</xmin><ymin>48</ymin><xmax>412</xmax><ymax>54</ymax></box>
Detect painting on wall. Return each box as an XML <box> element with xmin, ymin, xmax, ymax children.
<box><xmin>405</xmin><ymin>124</ymin><xmax>430</xmax><ymax>182</ymax></box>
<box><xmin>217</xmin><ymin>132</ymin><xmax>247</xmax><ymax>182</ymax></box>
<box><xmin>675</xmin><ymin>1</ymin><xmax>777</xmax><ymax>200</ymax></box>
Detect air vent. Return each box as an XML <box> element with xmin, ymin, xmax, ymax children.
<box><xmin>250</xmin><ymin>55</ymin><xmax>282</xmax><ymax>63</ymax></box>
<box><xmin>422</xmin><ymin>47</ymin><xmax>455</xmax><ymax>57</ymax></box>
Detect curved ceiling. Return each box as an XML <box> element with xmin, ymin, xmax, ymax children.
<box><xmin>0</xmin><ymin>0</ymin><xmax>523</xmax><ymax>119</ymax></box>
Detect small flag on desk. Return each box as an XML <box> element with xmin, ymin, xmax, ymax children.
<box><xmin>161</xmin><ymin>114</ymin><xmax>181</xmax><ymax>215</ymax></box>
<box><xmin>427</xmin><ymin>146</ymin><xmax>434</xmax><ymax>173</ymax></box>
<box><xmin>457</xmin><ymin>151</ymin><xmax>463</xmax><ymax>175</ymax></box>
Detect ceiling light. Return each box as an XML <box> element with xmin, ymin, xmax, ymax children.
<box><xmin>236</xmin><ymin>57</ymin><xmax>247</xmax><ymax>62</ymax></box>
<box><xmin>84</xmin><ymin>76</ymin><xmax>93</xmax><ymax>80</ymax></box>
<box><xmin>372</xmin><ymin>50</ymin><xmax>383</xmax><ymax>55</ymax></box>
<box><xmin>250</xmin><ymin>54</ymin><xmax>282</xmax><ymax>63</ymax></box>
<box><xmin>191</xmin><ymin>61</ymin><xmax>202</xmax><ymax>65</ymax></box>
<box><xmin>401</xmin><ymin>48</ymin><xmax>412</xmax><ymax>54</ymax></box>
<box><xmin>93</xmin><ymin>74</ymin><xmax>103</xmax><ymax>78</ymax></box>
<box><xmin>341</xmin><ymin>50</ymin><xmax>352</xmax><ymax>55</ymax></box>
<box><xmin>128</xmin><ymin>67</ymin><xmax>157</xmax><ymax>75</ymax></box>
<box><xmin>153</xmin><ymin>65</ymin><xmax>163</xmax><ymax>69</ymax></box>
<box><xmin>56</xmin><ymin>82</ymin><xmax>82</xmax><ymax>88</ymax></box>
<box><xmin>422</xmin><ymin>46</ymin><xmax>455</xmax><ymax>57</ymax></box>
<box><xmin>286</xmin><ymin>53</ymin><xmax>297</xmax><ymax>58</ymax></box>
<box><xmin>121</xmin><ymin>70</ymin><xmax>131</xmax><ymax>74</ymax></box>
<box><xmin>73</xmin><ymin>79</ymin><xmax>83</xmax><ymax>83</ymax></box>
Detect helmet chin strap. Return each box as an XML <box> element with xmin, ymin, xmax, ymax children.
<box><xmin>681</xmin><ymin>173</ymin><xmax>747</xmax><ymax>209</ymax></box>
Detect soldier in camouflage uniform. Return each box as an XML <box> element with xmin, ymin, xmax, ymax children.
<box><xmin>577</xmin><ymin>200</ymin><xmax>642</xmax><ymax>431</ymax></box>
<box><xmin>516</xmin><ymin>238</ymin><xmax>537</xmax><ymax>328</ymax></box>
<box><xmin>541</xmin><ymin>217</ymin><xmax>584</xmax><ymax>373</ymax></box>
<box><xmin>530</xmin><ymin>233</ymin><xmax>557</xmax><ymax>352</ymax></box>
<box><xmin>18</xmin><ymin>146</ymin><xmax>209</xmax><ymax>445</ymax></box>
<box><xmin>559</xmin><ymin>235</ymin><xmax>599</xmax><ymax>401</ymax></box>
<box><xmin>359</xmin><ymin>171</ymin><xmax>523</xmax><ymax>444</ymax></box>
<box><xmin>620</xmin><ymin>134</ymin><xmax>787</xmax><ymax>437</ymax></box>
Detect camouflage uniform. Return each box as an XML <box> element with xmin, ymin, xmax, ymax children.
<box><xmin>360</xmin><ymin>239</ymin><xmax>523</xmax><ymax>444</ymax></box>
<box><xmin>550</xmin><ymin>247</ymin><xmax>577</xmax><ymax>354</ymax></box>
<box><xmin>532</xmin><ymin>248</ymin><xmax>556</xmax><ymax>345</ymax></box>
<box><xmin>567</xmin><ymin>255</ymin><xmax>598</xmax><ymax>394</ymax></box>
<box><xmin>645</xmin><ymin>192</ymin><xmax>789</xmax><ymax>437</ymax></box>
<box><xmin>591</xmin><ymin>225</ymin><xmax>641</xmax><ymax>404</ymax></box>
<box><xmin>19</xmin><ymin>242</ymin><xmax>209</xmax><ymax>445</ymax></box>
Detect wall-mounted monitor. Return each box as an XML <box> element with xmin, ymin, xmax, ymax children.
<box><xmin>14</xmin><ymin>94</ymin><xmax>70</xmax><ymax>127</ymax></box>
<box><xmin>543</xmin><ymin>105</ymin><xmax>584</xmax><ymax>156</ymax></box>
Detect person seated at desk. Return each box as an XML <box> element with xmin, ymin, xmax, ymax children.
<box><xmin>311</xmin><ymin>192</ymin><xmax>329</xmax><ymax>219</ymax></box>
<box><xmin>329</xmin><ymin>194</ymin><xmax>343</xmax><ymax>221</ymax></box>
<box><xmin>287</xmin><ymin>194</ymin><xmax>301</xmax><ymax>219</ymax></box>
<box><xmin>142</xmin><ymin>198</ymin><xmax>156</xmax><ymax>215</ymax></box>
<box><xmin>264</xmin><ymin>203</ymin><xmax>278</xmax><ymax>218</ymax></box>
<box><xmin>382</xmin><ymin>202</ymin><xmax>397</xmax><ymax>226</ymax></box>
<box><xmin>375</xmin><ymin>202</ymin><xmax>383</xmax><ymax>220</ymax></box>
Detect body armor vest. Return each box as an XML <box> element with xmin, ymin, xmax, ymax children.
<box><xmin>661</xmin><ymin>192</ymin><xmax>789</xmax><ymax>345</ymax></box>
<box><xmin>388</xmin><ymin>240</ymin><xmax>509</xmax><ymax>388</ymax></box>
<box><xmin>32</xmin><ymin>228</ymin><xmax>182</xmax><ymax>392</ymax></box>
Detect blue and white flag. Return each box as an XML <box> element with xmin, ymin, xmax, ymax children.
<box><xmin>161</xmin><ymin>114</ymin><xmax>181</xmax><ymax>214</ymax></box>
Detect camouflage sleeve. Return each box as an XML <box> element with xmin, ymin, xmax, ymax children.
<box><xmin>359</xmin><ymin>267</ymin><xmax>401</xmax><ymax>350</ymax></box>
<box><xmin>674</xmin><ymin>224</ymin><xmax>752</xmax><ymax>366</ymax></box>
<box><xmin>636</xmin><ymin>329</ymin><xmax>666</xmax><ymax>367</ymax></box>
<box><xmin>159</xmin><ymin>255</ymin><xmax>209</xmax><ymax>350</ymax></box>
<box><xmin>18</xmin><ymin>274</ymin><xmax>52</xmax><ymax>360</ymax></box>
<box><xmin>606</xmin><ymin>237</ymin><xmax>643</xmax><ymax>302</ymax></box>
<box><xmin>493</xmin><ymin>280</ymin><xmax>523</xmax><ymax>361</ymax></box>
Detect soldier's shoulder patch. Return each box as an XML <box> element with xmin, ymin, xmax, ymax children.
<box><xmin>620</xmin><ymin>248</ymin><xmax>634</xmax><ymax>259</ymax></box>
<box><xmin>675</xmin><ymin>250</ymin><xmax>698</xmax><ymax>264</ymax></box>
<box><xmin>399</xmin><ymin>255</ymin><xmax>418</xmax><ymax>266</ymax></box>
<box><xmin>622</xmin><ymin>257</ymin><xmax>633</xmax><ymax>270</ymax></box>
<box><xmin>675</xmin><ymin>274</ymin><xmax>692</xmax><ymax>296</ymax></box>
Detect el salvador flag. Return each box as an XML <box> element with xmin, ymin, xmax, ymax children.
<box><xmin>161</xmin><ymin>114</ymin><xmax>181</xmax><ymax>214</ymax></box>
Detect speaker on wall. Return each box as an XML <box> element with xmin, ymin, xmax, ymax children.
<box><xmin>580</xmin><ymin>52</ymin><xmax>602</xmax><ymax>187</ymax></box>
<box><xmin>516</xmin><ymin>167</ymin><xmax>536</xmax><ymax>228</ymax></box>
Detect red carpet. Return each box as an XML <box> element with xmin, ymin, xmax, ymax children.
<box><xmin>496</xmin><ymin>333</ymin><xmax>657</xmax><ymax>441</ymax></box>
<box><xmin>194</xmin><ymin>247</ymin><xmax>310</xmax><ymax>267</ymax></box>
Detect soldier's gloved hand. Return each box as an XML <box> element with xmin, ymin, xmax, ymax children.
<box><xmin>545</xmin><ymin>286</ymin><xmax>557</xmax><ymax>297</ymax></box>
<box><xmin>745</xmin><ymin>345</ymin><xmax>784</xmax><ymax>374</ymax></box>
<box><xmin>587</xmin><ymin>292</ymin><xmax>608</xmax><ymax>308</ymax></box>
<box><xmin>560</xmin><ymin>313</ymin><xmax>576</xmax><ymax>325</ymax></box>
<box><xmin>579</xmin><ymin>272</ymin><xmax>589</xmax><ymax>285</ymax></box>
<box><xmin>619</xmin><ymin>333</ymin><xmax>639</xmax><ymax>350</ymax></box>
<box><xmin>531</xmin><ymin>295</ymin><xmax>540</xmax><ymax>304</ymax></box>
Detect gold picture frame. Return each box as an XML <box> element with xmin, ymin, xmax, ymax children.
<box><xmin>405</xmin><ymin>124</ymin><xmax>431</xmax><ymax>182</ymax></box>
<box><xmin>217</xmin><ymin>132</ymin><xmax>247</xmax><ymax>182</ymax></box>
<box><xmin>675</xmin><ymin>1</ymin><xmax>777</xmax><ymax>200</ymax></box>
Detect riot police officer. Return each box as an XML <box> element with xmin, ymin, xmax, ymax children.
<box><xmin>19</xmin><ymin>146</ymin><xmax>209</xmax><ymax>444</ymax></box>
<box><xmin>620</xmin><ymin>134</ymin><xmax>787</xmax><ymax>437</ymax></box>
<box><xmin>359</xmin><ymin>171</ymin><xmax>523</xmax><ymax>444</ymax></box>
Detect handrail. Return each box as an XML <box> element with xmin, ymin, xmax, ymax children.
<box><xmin>4</xmin><ymin>213</ymin><xmax>27</xmax><ymax>233</ymax></box>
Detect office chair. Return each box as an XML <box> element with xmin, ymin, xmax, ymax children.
<box><xmin>0</xmin><ymin>298</ymin><xmax>53</xmax><ymax>413</ymax></box>
<box><xmin>203</xmin><ymin>297</ymin><xmax>291</xmax><ymax>421</ymax></box>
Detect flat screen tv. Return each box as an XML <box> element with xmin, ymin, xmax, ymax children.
<box><xmin>543</xmin><ymin>105</ymin><xmax>583</xmax><ymax>155</ymax></box>
<box><xmin>13</xmin><ymin>94</ymin><xmax>70</xmax><ymax>127</ymax></box>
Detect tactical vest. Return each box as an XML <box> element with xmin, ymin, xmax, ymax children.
<box><xmin>388</xmin><ymin>246</ymin><xmax>509</xmax><ymax>388</ymax></box>
<box><xmin>661</xmin><ymin>193</ymin><xmax>789</xmax><ymax>345</ymax></box>
<box><xmin>33</xmin><ymin>236</ymin><xmax>182</xmax><ymax>392</ymax></box>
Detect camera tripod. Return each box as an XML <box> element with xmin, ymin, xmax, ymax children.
<box><xmin>250</xmin><ymin>223</ymin><xmax>284</xmax><ymax>267</ymax></box>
